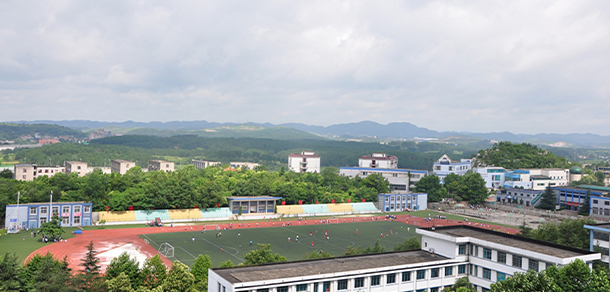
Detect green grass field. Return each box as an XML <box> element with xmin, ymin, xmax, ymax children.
<box><xmin>0</xmin><ymin>228</ymin><xmax>77</xmax><ymax>262</ymax></box>
<box><xmin>140</xmin><ymin>221</ymin><xmax>417</xmax><ymax>267</ymax></box>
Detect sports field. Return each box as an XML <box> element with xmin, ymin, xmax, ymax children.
<box><xmin>139</xmin><ymin>220</ymin><xmax>417</xmax><ymax>267</ymax></box>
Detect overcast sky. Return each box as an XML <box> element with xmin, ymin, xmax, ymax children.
<box><xmin>1</xmin><ymin>1</ymin><xmax>609</xmax><ymax>135</ymax></box>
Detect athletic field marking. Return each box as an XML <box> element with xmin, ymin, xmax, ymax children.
<box><xmin>177</xmin><ymin>246</ymin><xmax>197</xmax><ymax>259</ymax></box>
<box><xmin>199</xmin><ymin>237</ymin><xmax>244</xmax><ymax>263</ymax></box>
<box><xmin>281</xmin><ymin>226</ymin><xmax>350</xmax><ymax>251</ymax></box>
<box><xmin>142</xmin><ymin>234</ymin><xmax>159</xmax><ymax>247</ymax></box>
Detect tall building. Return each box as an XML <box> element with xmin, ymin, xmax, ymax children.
<box><xmin>65</xmin><ymin>161</ymin><xmax>88</xmax><ymax>177</ymax></box>
<box><xmin>110</xmin><ymin>159</ymin><xmax>136</xmax><ymax>175</ymax></box>
<box><xmin>433</xmin><ymin>154</ymin><xmax>472</xmax><ymax>183</ymax></box>
<box><xmin>288</xmin><ymin>151</ymin><xmax>321</xmax><ymax>173</ymax></box>
<box><xmin>148</xmin><ymin>160</ymin><xmax>174</xmax><ymax>173</ymax></box>
<box><xmin>358</xmin><ymin>153</ymin><xmax>398</xmax><ymax>169</ymax></box>
<box><xmin>208</xmin><ymin>225</ymin><xmax>599</xmax><ymax>292</ymax></box>
<box><xmin>192</xmin><ymin>159</ymin><xmax>221</xmax><ymax>170</ymax></box>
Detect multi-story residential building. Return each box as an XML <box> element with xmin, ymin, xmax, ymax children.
<box><xmin>208</xmin><ymin>225</ymin><xmax>600</xmax><ymax>292</ymax></box>
<box><xmin>377</xmin><ymin>193</ymin><xmax>427</xmax><ymax>212</ymax></box>
<box><xmin>504</xmin><ymin>168</ymin><xmax>569</xmax><ymax>190</ymax></box>
<box><xmin>288</xmin><ymin>151</ymin><xmax>321</xmax><ymax>173</ymax></box>
<box><xmin>192</xmin><ymin>159</ymin><xmax>222</xmax><ymax>170</ymax></box>
<box><xmin>359</xmin><ymin>153</ymin><xmax>398</xmax><ymax>169</ymax></box>
<box><xmin>473</xmin><ymin>167</ymin><xmax>506</xmax><ymax>189</ymax></box>
<box><xmin>433</xmin><ymin>154</ymin><xmax>472</xmax><ymax>183</ymax></box>
<box><xmin>110</xmin><ymin>159</ymin><xmax>136</xmax><ymax>175</ymax></box>
<box><xmin>148</xmin><ymin>160</ymin><xmax>174</xmax><ymax>173</ymax></box>
<box><xmin>340</xmin><ymin>167</ymin><xmax>428</xmax><ymax>192</ymax></box>
<box><xmin>65</xmin><ymin>161</ymin><xmax>88</xmax><ymax>177</ymax></box>
<box><xmin>230</xmin><ymin>162</ymin><xmax>261</xmax><ymax>170</ymax></box>
<box><xmin>13</xmin><ymin>164</ymin><xmax>65</xmax><ymax>181</ymax></box>
<box><xmin>4</xmin><ymin>201</ymin><xmax>93</xmax><ymax>229</ymax></box>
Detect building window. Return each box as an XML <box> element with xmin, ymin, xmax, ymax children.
<box><xmin>74</xmin><ymin>206</ymin><xmax>81</xmax><ymax>213</ymax></box>
<box><xmin>277</xmin><ymin>287</ymin><xmax>288</xmax><ymax>292</ymax></box>
<box><xmin>355</xmin><ymin>277</ymin><xmax>364</xmax><ymax>288</ymax></box>
<box><xmin>337</xmin><ymin>280</ymin><xmax>347</xmax><ymax>290</ymax></box>
<box><xmin>458</xmin><ymin>265</ymin><xmax>466</xmax><ymax>275</ymax></box>
<box><xmin>73</xmin><ymin>216</ymin><xmax>81</xmax><ymax>225</ymax></box>
<box><xmin>84</xmin><ymin>205</ymin><xmax>90</xmax><ymax>213</ymax></box>
<box><xmin>497</xmin><ymin>272</ymin><xmax>506</xmax><ymax>282</ymax></box>
<box><xmin>445</xmin><ymin>266</ymin><xmax>453</xmax><ymax>276</ymax></box>
<box><xmin>606</xmin><ymin>201</ymin><xmax>609</xmax><ymax>206</ymax></box>
<box><xmin>498</xmin><ymin>252</ymin><xmax>506</xmax><ymax>264</ymax></box>
<box><xmin>529</xmin><ymin>259</ymin><xmax>539</xmax><ymax>272</ymax></box>
<box><xmin>459</xmin><ymin>245</ymin><xmax>466</xmax><ymax>255</ymax></box>
<box><xmin>483</xmin><ymin>248</ymin><xmax>492</xmax><ymax>259</ymax></box>
<box><xmin>430</xmin><ymin>288</ymin><xmax>439</xmax><ymax>292</ymax></box>
<box><xmin>431</xmin><ymin>268</ymin><xmax>439</xmax><ymax>278</ymax></box>
<box><xmin>257</xmin><ymin>289</ymin><xmax>269</xmax><ymax>292</ymax></box>
<box><xmin>40</xmin><ymin>207</ymin><xmax>47</xmax><ymax>215</ymax></box>
<box><xmin>62</xmin><ymin>206</ymin><xmax>70</xmax><ymax>213</ymax></box>
<box><xmin>371</xmin><ymin>275</ymin><xmax>380</xmax><ymax>286</ymax></box>
<box><xmin>52</xmin><ymin>207</ymin><xmax>59</xmax><ymax>215</ymax></box>
<box><xmin>594</xmin><ymin>200</ymin><xmax>599</xmax><ymax>204</ymax></box>
<box><xmin>40</xmin><ymin>217</ymin><xmax>47</xmax><ymax>225</ymax></box>
<box><xmin>483</xmin><ymin>268</ymin><xmax>491</xmax><ymax>280</ymax></box>
<box><xmin>416</xmin><ymin>270</ymin><xmax>426</xmax><ymax>280</ymax></box>
<box><xmin>30</xmin><ymin>207</ymin><xmax>37</xmax><ymax>215</ymax></box>
<box><xmin>402</xmin><ymin>271</ymin><xmax>411</xmax><ymax>282</ymax></box>
<box><xmin>387</xmin><ymin>273</ymin><xmax>396</xmax><ymax>284</ymax></box>
<box><xmin>62</xmin><ymin>216</ymin><xmax>70</xmax><ymax>225</ymax></box>
<box><xmin>513</xmin><ymin>256</ymin><xmax>522</xmax><ymax>268</ymax></box>
<box><xmin>218</xmin><ymin>283</ymin><xmax>221</xmax><ymax>292</ymax></box>
<box><xmin>470</xmin><ymin>265</ymin><xmax>478</xmax><ymax>277</ymax></box>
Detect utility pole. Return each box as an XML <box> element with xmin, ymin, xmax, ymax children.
<box><xmin>49</xmin><ymin>190</ymin><xmax>53</xmax><ymax>222</ymax></box>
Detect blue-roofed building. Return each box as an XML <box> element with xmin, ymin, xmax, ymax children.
<box><xmin>340</xmin><ymin>167</ymin><xmax>428</xmax><ymax>193</ymax></box>
<box><xmin>377</xmin><ymin>193</ymin><xmax>427</xmax><ymax>212</ymax></box>
<box><xmin>5</xmin><ymin>201</ymin><xmax>93</xmax><ymax>230</ymax></box>
<box><xmin>432</xmin><ymin>154</ymin><xmax>472</xmax><ymax>184</ymax></box>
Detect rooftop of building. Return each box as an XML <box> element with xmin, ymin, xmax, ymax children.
<box><xmin>530</xmin><ymin>175</ymin><xmax>551</xmax><ymax>180</ymax></box>
<box><xmin>192</xmin><ymin>159</ymin><xmax>221</xmax><ymax>162</ymax></box>
<box><xmin>7</xmin><ymin>201</ymin><xmax>91</xmax><ymax>206</ymax></box>
<box><xmin>579</xmin><ymin>185</ymin><xmax>610</xmax><ymax>192</ymax></box>
<box><xmin>552</xmin><ymin>186</ymin><xmax>609</xmax><ymax>194</ymax></box>
<box><xmin>428</xmin><ymin>225</ymin><xmax>592</xmax><ymax>258</ymax></box>
<box><xmin>212</xmin><ymin>250</ymin><xmax>448</xmax><ymax>284</ymax></box>
<box><xmin>111</xmin><ymin>159</ymin><xmax>135</xmax><ymax>163</ymax></box>
<box><xmin>149</xmin><ymin>160</ymin><xmax>172</xmax><ymax>163</ymax></box>
<box><xmin>288</xmin><ymin>153</ymin><xmax>320</xmax><ymax>158</ymax></box>
<box><xmin>226</xmin><ymin>196</ymin><xmax>282</xmax><ymax>201</ymax></box>
<box><xmin>359</xmin><ymin>155</ymin><xmax>397</xmax><ymax>160</ymax></box>
<box><xmin>65</xmin><ymin>161</ymin><xmax>87</xmax><ymax>164</ymax></box>
<box><xmin>14</xmin><ymin>163</ymin><xmax>36</xmax><ymax>167</ymax></box>
<box><xmin>504</xmin><ymin>188</ymin><xmax>542</xmax><ymax>193</ymax></box>
<box><xmin>340</xmin><ymin>167</ymin><xmax>428</xmax><ymax>174</ymax></box>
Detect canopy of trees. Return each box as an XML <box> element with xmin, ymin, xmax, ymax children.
<box><xmin>414</xmin><ymin>172</ymin><xmax>489</xmax><ymax>203</ymax></box>
<box><xmin>474</xmin><ymin>142</ymin><xmax>572</xmax><ymax>169</ymax></box>
<box><xmin>0</xmin><ymin>123</ymin><xmax>86</xmax><ymax>142</ymax></box>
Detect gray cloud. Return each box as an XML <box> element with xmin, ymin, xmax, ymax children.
<box><xmin>1</xmin><ymin>1</ymin><xmax>609</xmax><ymax>134</ymax></box>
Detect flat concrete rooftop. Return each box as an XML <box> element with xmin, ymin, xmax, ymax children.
<box><xmin>213</xmin><ymin>250</ymin><xmax>448</xmax><ymax>284</ymax></box>
<box><xmin>433</xmin><ymin>226</ymin><xmax>590</xmax><ymax>258</ymax></box>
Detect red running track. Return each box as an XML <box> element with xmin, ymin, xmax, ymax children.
<box><xmin>25</xmin><ymin>214</ymin><xmax>520</xmax><ymax>272</ymax></box>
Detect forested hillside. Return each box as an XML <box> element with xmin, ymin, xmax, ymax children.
<box><xmin>0</xmin><ymin>123</ymin><xmax>86</xmax><ymax>141</ymax></box>
<box><xmin>6</xmin><ymin>135</ymin><xmax>479</xmax><ymax>170</ymax></box>
<box><xmin>474</xmin><ymin>142</ymin><xmax>572</xmax><ymax>169</ymax></box>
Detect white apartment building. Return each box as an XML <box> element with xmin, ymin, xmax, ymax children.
<box><xmin>208</xmin><ymin>225</ymin><xmax>599</xmax><ymax>292</ymax></box>
<box><xmin>340</xmin><ymin>167</ymin><xmax>427</xmax><ymax>192</ymax></box>
<box><xmin>148</xmin><ymin>160</ymin><xmax>174</xmax><ymax>173</ymax></box>
<box><xmin>13</xmin><ymin>164</ymin><xmax>65</xmax><ymax>181</ymax></box>
<box><xmin>110</xmin><ymin>159</ymin><xmax>136</xmax><ymax>175</ymax></box>
<box><xmin>230</xmin><ymin>162</ymin><xmax>261</xmax><ymax>170</ymax></box>
<box><xmin>288</xmin><ymin>151</ymin><xmax>321</xmax><ymax>173</ymax></box>
<box><xmin>433</xmin><ymin>154</ymin><xmax>472</xmax><ymax>183</ymax></box>
<box><xmin>358</xmin><ymin>153</ymin><xmax>398</xmax><ymax>169</ymax></box>
<box><xmin>504</xmin><ymin>168</ymin><xmax>569</xmax><ymax>191</ymax></box>
<box><xmin>192</xmin><ymin>159</ymin><xmax>222</xmax><ymax>170</ymax></box>
<box><xmin>473</xmin><ymin>167</ymin><xmax>506</xmax><ymax>189</ymax></box>
<box><xmin>65</xmin><ymin>161</ymin><xmax>88</xmax><ymax>177</ymax></box>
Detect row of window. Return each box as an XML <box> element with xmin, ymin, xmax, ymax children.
<box><xmin>459</xmin><ymin>244</ymin><xmax>547</xmax><ymax>272</ymax></box>
<box><xmin>29</xmin><ymin>205</ymin><xmax>90</xmax><ymax>215</ymax></box>
<box><xmin>592</xmin><ymin>200</ymin><xmax>610</xmax><ymax>206</ymax></box>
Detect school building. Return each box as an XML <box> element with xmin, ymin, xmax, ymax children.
<box><xmin>208</xmin><ymin>225</ymin><xmax>599</xmax><ymax>292</ymax></box>
<box><xmin>377</xmin><ymin>193</ymin><xmax>428</xmax><ymax>212</ymax></box>
<box><xmin>5</xmin><ymin>201</ymin><xmax>93</xmax><ymax>229</ymax></box>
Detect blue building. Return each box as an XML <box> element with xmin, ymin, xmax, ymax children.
<box><xmin>5</xmin><ymin>201</ymin><xmax>93</xmax><ymax>229</ymax></box>
<box><xmin>377</xmin><ymin>193</ymin><xmax>427</xmax><ymax>212</ymax></box>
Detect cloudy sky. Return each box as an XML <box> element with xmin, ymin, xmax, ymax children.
<box><xmin>1</xmin><ymin>1</ymin><xmax>609</xmax><ymax>134</ymax></box>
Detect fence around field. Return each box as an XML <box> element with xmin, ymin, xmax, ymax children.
<box><xmin>95</xmin><ymin>208</ymin><xmax>233</xmax><ymax>225</ymax></box>
<box><xmin>277</xmin><ymin>202</ymin><xmax>380</xmax><ymax>217</ymax></box>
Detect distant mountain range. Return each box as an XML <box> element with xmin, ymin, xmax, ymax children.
<box><xmin>9</xmin><ymin>120</ymin><xmax>610</xmax><ymax>148</ymax></box>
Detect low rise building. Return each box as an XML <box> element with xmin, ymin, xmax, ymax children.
<box><xmin>473</xmin><ymin>167</ymin><xmax>506</xmax><ymax>189</ymax></box>
<box><xmin>230</xmin><ymin>162</ymin><xmax>261</xmax><ymax>170</ymax></box>
<box><xmin>340</xmin><ymin>167</ymin><xmax>428</xmax><ymax>192</ymax></box>
<box><xmin>359</xmin><ymin>153</ymin><xmax>398</xmax><ymax>169</ymax></box>
<box><xmin>111</xmin><ymin>159</ymin><xmax>136</xmax><ymax>175</ymax></box>
<box><xmin>496</xmin><ymin>188</ymin><xmax>543</xmax><ymax>207</ymax></box>
<box><xmin>377</xmin><ymin>192</ymin><xmax>427</xmax><ymax>212</ymax></box>
<box><xmin>504</xmin><ymin>168</ymin><xmax>569</xmax><ymax>190</ymax></box>
<box><xmin>4</xmin><ymin>201</ymin><xmax>93</xmax><ymax>229</ymax></box>
<box><xmin>433</xmin><ymin>154</ymin><xmax>472</xmax><ymax>183</ymax></box>
<box><xmin>288</xmin><ymin>151</ymin><xmax>321</xmax><ymax>173</ymax></box>
<box><xmin>192</xmin><ymin>159</ymin><xmax>222</xmax><ymax>170</ymax></box>
<box><xmin>13</xmin><ymin>164</ymin><xmax>64</xmax><ymax>181</ymax></box>
<box><xmin>208</xmin><ymin>225</ymin><xmax>600</xmax><ymax>292</ymax></box>
<box><xmin>148</xmin><ymin>160</ymin><xmax>174</xmax><ymax>173</ymax></box>
<box><xmin>65</xmin><ymin>161</ymin><xmax>88</xmax><ymax>177</ymax></box>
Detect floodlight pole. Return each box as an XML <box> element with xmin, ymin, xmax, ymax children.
<box><xmin>49</xmin><ymin>190</ymin><xmax>53</xmax><ymax>222</ymax></box>
<box><xmin>16</xmin><ymin>191</ymin><xmax>20</xmax><ymax>229</ymax></box>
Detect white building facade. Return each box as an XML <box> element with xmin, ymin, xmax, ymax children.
<box><xmin>340</xmin><ymin>167</ymin><xmax>427</xmax><ymax>192</ymax></box>
<box><xmin>433</xmin><ymin>154</ymin><xmax>472</xmax><ymax>183</ymax></box>
<box><xmin>504</xmin><ymin>169</ymin><xmax>569</xmax><ymax>191</ymax></box>
<box><xmin>208</xmin><ymin>225</ymin><xmax>599</xmax><ymax>292</ymax></box>
<box><xmin>192</xmin><ymin>159</ymin><xmax>222</xmax><ymax>170</ymax></box>
<box><xmin>358</xmin><ymin>153</ymin><xmax>398</xmax><ymax>169</ymax></box>
<box><xmin>230</xmin><ymin>162</ymin><xmax>261</xmax><ymax>170</ymax></box>
<box><xmin>288</xmin><ymin>151</ymin><xmax>321</xmax><ymax>173</ymax></box>
<box><xmin>110</xmin><ymin>159</ymin><xmax>136</xmax><ymax>175</ymax></box>
<box><xmin>473</xmin><ymin>167</ymin><xmax>506</xmax><ymax>189</ymax></box>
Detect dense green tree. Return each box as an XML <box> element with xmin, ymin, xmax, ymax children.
<box><xmin>25</xmin><ymin>253</ymin><xmax>74</xmax><ymax>292</ymax></box>
<box><xmin>243</xmin><ymin>244</ymin><xmax>287</xmax><ymax>265</ymax></box>
<box><xmin>456</xmin><ymin>173</ymin><xmax>489</xmax><ymax>204</ymax></box>
<box><xmin>361</xmin><ymin>174</ymin><xmax>390</xmax><ymax>194</ymax></box>
<box><xmin>105</xmin><ymin>272</ymin><xmax>135</xmax><ymax>292</ymax></box>
<box><xmin>39</xmin><ymin>214</ymin><xmax>64</xmax><ymax>239</ymax></box>
<box><xmin>527</xmin><ymin>218</ymin><xmax>597</xmax><ymax>250</ymax></box>
<box><xmin>490</xmin><ymin>269</ymin><xmax>557</xmax><ymax>292</ymax></box>
<box><xmin>162</xmin><ymin>262</ymin><xmax>195</xmax><ymax>292</ymax></box>
<box><xmin>362</xmin><ymin>240</ymin><xmax>386</xmax><ymax>254</ymax></box>
<box><xmin>139</xmin><ymin>255</ymin><xmax>167</xmax><ymax>289</ymax></box>
<box><xmin>537</xmin><ymin>186</ymin><xmax>557</xmax><ymax>210</ymax></box>
<box><xmin>443</xmin><ymin>277</ymin><xmax>474</xmax><ymax>292</ymax></box>
<box><xmin>301</xmin><ymin>251</ymin><xmax>332</xmax><ymax>260</ymax></box>
<box><xmin>218</xmin><ymin>260</ymin><xmax>234</xmax><ymax>268</ymax></box>
<box><xmin>579</xmin><ymin>190</ymin><xmax>592</xmax><ymax>216</ymax></box>
<box><xmin>105</xmin><ymin>252</ymin><xmax>141</xmax><ymax>289</ymax></box>
<box><xmin>393</xmin><ymin>237</ymin><xmax>421</xmax><ymax>251</ymax></box>
<box><xmin>0</xmin><ymin>252</ymin><xmax>24</xmax><ymax>291</ymax></box>
<box><xmin>474</xmin><ymin>142</ymin><xmax>572</xmax><ymax>169</ymax></box>
<box><xmin>0</xmin><ymin>169</ymin><xmax>12</xmax><ymax>179</ymax></box>
<box><xmin>414</xmin><ymin>175</ymin><xmax>447</xmax><ymax>202</ymax></box>
<box><xmin>190</xmin><ymin>254</ymin><xmax>212</xmax><ymax>290</ymax></box>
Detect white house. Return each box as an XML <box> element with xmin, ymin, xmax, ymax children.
<box><xmin>473</xmin><ymin>167</ymin><xmax>506</xmax><ymax>189</ymax></box>
<box><xmin>288</xmin><ymin>151</ymin><xmax>321</xmax><ymax>173</ymax></box>
<box><xmin>433</xmin><ymin>154</ymin><xmax>472</xmax><ymax>183</ymax></box>
<box><xmin>208</xmin><ymin>225</ymin><xmax>600</xmax><ymax>292</ymax></box>
<box><xmin>358</xmin><ymin>153</ymin><xmax>398</xmax><ymax>169</ymax></box>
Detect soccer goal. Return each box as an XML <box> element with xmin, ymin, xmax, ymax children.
<box><xmin>326</xmin><ymin>219</ymin><xmax>339</xmax><ymax>224</ymax></box>
<box><xmin>158</xmin><ymin>242</ymin><xmax>175</xmax><ymax>258</ymax></box>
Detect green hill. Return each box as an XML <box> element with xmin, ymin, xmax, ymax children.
<box><xmin>0</xmin><ymin>123</ymin><xmax>86</xmax><ymax>142</ymax></box>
